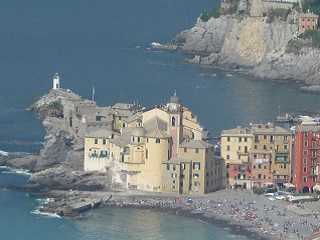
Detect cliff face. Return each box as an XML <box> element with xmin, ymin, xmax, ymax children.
<box><xmin>175</xmin><ymin>7</ymin><xmax>320</xmax><ymax>85</ymax></box>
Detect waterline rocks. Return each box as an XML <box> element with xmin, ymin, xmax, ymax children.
<box><xmin>1</xmin><ymin>89</ymin><xmax>112</xmax><ymax>191</ymax></box>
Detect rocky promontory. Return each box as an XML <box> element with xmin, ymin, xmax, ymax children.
<box><xmin>1</xmin><ymin>89</ymin><xmax>111</xmax><ymax>191</ymax></box>
<box><xmin>173</xmin><ymin>0</ymin><xmax>320</xmax><ymax>86</ymax></box>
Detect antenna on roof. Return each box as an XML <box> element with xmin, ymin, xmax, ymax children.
<box><xmin>92</xmin><ymin>86</ymin><xmax>95</xmax><ymax>102</ymax></box>
<box><xmin>174</xmin><ymin>89</ymin><xmax>177</xmax><ymax>96</ymax></box>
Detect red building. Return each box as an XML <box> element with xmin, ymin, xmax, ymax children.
<box><xmin>299</xmin><ymin>12</ymin><xmax>319</xmax><ymax>34</ymax></box>
<box><xmin>294</xmin><ymin>125</ymin><xmax>320</xmax><ymax>192</ymax></box>
<box><xmin>226</xmin><ymin>163</ymin><xmax>252</xmax><ymax>189</ymax></box>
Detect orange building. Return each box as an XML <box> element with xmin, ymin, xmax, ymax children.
<box><xmin>299</xmin><ymin>12</ymin><xmax>319</xmax><ymax>33</ymax></box>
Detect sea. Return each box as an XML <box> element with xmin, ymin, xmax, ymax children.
<box><xmin>1</xmin><ymin>0</ymin><xmax>320</xmax><ymax>239</ymax></box>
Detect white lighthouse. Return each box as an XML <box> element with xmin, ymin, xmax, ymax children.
<box><xmin>52</xmin><ymin>73</ymin><xmax>61</xmax><ymax>90</ymax></box>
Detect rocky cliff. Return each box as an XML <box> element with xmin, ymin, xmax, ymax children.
<box><xmin>174</xmin><ymin>1</ymin><xmax>320</xmax><ymax>85</ymax></box>
<box><xmin>1</xmin><ymin>89</ymin><xmax>111</xmax><ymax>191</ymax></box>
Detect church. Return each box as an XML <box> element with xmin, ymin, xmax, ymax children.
<box><xmin>84</xmin><ymin>93</ymin><xmax>225</xmax><ymax>194</ymax></box>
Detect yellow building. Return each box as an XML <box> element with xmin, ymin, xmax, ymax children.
<box><xmin>221</xmin><ymin>127</ymin><xmax>254</xmax><ymax>188</ymax></box>
<box><xmin>251</xmin><ymin>123</ymin><xmax>292</xmax><ymax>187</ymax></box>
<box><xmin>84</xmin><ymin>94</ymin><xmax>225</xmax><ymax>194</ymax></box>
<box><xmin>220</xmin><ymin>123</ymin><xmax>292</xmax><ymax>188</ymax></box>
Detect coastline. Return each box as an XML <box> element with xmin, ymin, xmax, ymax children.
<box><xmin>152</xmin><ymin>43</ymin><xmax>320</xmax><ymax>93</ymax></box>
<box><xmin>2</xmin><ymin>164</ymin><xmax>319</xmax><ymax>240</ymax></box>
<box><xmin>37</xmin><ymin>189</ymin><xmax>301</xmax><ymax>240</ymax></box>
<box><xmin>104</xmin><ymin>194</ymin><xmax>271</xmax><ymax>240</ymax></box>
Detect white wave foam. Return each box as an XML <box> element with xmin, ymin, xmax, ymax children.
<box><xmin>36</xmin><ymin>198</ymin><xmax>55</xmax><ymax>205</ymax></box>
<box><xmin>0</xmin><ymin>168</ymin><xmax>31</xmax><ymax>176</ymax></box>
<box><xmin>31</xmin><ymin>209</ymin><xmax>62</xmax><ymax>219</ymax></box>
<box><xmin>0</xmin><ymin>150</ymin><xmax>9</xmax><ymax>156</ymax></box>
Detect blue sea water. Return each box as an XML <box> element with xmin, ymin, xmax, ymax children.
<box><xmin>1</xmin><ymin>0</ymin><xmax>320</xmax><ymax>239</ymax></box>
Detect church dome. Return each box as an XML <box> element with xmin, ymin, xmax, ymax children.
<box><xmin>131</xmin><ymin>127</ymin><xmax>146</xmax><ymax>137</ymax></box>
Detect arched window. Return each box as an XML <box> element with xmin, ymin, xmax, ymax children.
<box><xmin>191</xmin><ymin>132</ymin><xmax>195</xmax><ymax>140</ymax></box>
<box><xmin>172</xmin><ymin>117</ymin><xmax>176</xmax><ymax>127</ymax></box>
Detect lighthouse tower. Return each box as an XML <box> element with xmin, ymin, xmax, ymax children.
<box><xmin>52</xmin><ymin>73</ymin><xmax>61</xmax><ymax>90</ymax></box>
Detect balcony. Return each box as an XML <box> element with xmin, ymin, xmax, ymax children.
<box><xmin>237</xmin><ymin>150</ymin><xmax>249</xmax><ymax>155</ymax></box>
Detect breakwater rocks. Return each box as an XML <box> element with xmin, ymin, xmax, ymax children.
<box><xmin>174</xmin><ymin>9</ymin><xmax>320</xmax><ymax>85</ymax></box>
<box><xmin>33</xmin><ymin>191</ymin><xmax>112</xmax><ymax>217</ymax></box>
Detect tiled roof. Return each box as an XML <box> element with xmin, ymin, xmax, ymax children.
<box><xmin>144</xmin><ymin>117</ymin><xmax>170</xmax><ymax>139</ymax></box>
<box><xmin>110</xmin><ymin>134</ymin><xmax>131</xmax><ymax>148</ymax></box>
<box><xmin>85</xmin><ymin>127</ymin><xmax>118</xmax><ymax>138</ymax></box>
<box><xmin>221</xmin><ymin>127</ymin><xmax>252</xmax><ymax>136</ymax></box>
<box><xmin>297</xmin><ymin>124</ymin><xmax>320</xmax><ymax>132</ymax></box>
<box><xmin>112</xmin><ymin>103</ymin><xmax>134</xmax><ymax>110</ymax></box>
<box><xmin>251</xmin><ymin>126</ymin><xmax>290</xmax><ymax>135</ymax></box>
<box><xmin>124</xmin><ymin>112</ymin><xmax>143</xmax><ymax>123</ymax></box>
<box><xmin>180</xmin><ymin>139</ymin><xmax>213</xmax><ymax>149</ymax></box>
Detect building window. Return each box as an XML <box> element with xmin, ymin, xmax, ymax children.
<box><xmin>227</xmin><ymin>145</ymin><xmax>230</xmax><ymax>151</ymax></box>
<box><xmin>184</xmin><ymin>148</ymin><xmax>187</xmax><ymax>153</ymax></box>
<box><xmin>193</xmin><ymin>162</ymin><xmax>200</xmax><ymax>170</ymax></box>
<box><xmin>254</xmin><ymin>145</ymin><xmax>257</xmax><ymax>150</ymax></box>
<box><xmin>227</xmin><ymin>137</ymin><xmax>230</xmax><ymax>142</ymax></box>
<box><xmin>156</xmin><ymin>138</ymin><xmax>160</xmax><ymax>143</ymax></box>
<box><xmin>195</xmin><ymin>148</ymin><xmax>199</xmax><ymax>154</ymax></box>
<box><xmin>263</xmin><ymin>145</ymin><xmax>267</xmax><ymax>150</ymax></box>
<box><xmin>167</xmin><ymin>164</ymin><xmax>170</xmax><ymax>171</ymax></box>
<box><xmin>270</xmin><ymin>136</ymin><xmax>274</xmax><ymax>142</ymax></box>
<box><xmin>172</xmin><ymin>117</ymin><xmax>176</xmax><ymax>127</ymax></box>
<box><xmin>94</xmin><ymin>139</ymin><xmax>98</xmax><ymax>144</ymax></box>
<box><xmin>146</xmin><ymin>149</ymin><xmax>148</xmax><ymax>159</ymax></box>
<box><xmin>103</xmin><ymin>139</ymin><xmax>106</xmax><ymax>145</ymax></box>
<box><xmin>304</xmin><ymin>176</ymin><xmax>307</xmax><ymax>183</ymax></box>
<box><xmin>239</xmin><ymin>137</ymin><xmax>242</xmax><ymax>142</ymax></box>
<box><xmin>244</xmin><ymin>137</ymin><xmax>247</xmax><ymax>142</ymax></box>
<box><xmin>264</xmin><ymin>135</ymin><xmax>267</xmax><ymax>140</ymax></box>
<box><xmin>137</xmin><ymin>137</ymin><xmax>141</xmax><ymax>143</ymax></box>
<box><xmin>173</xmin><ymin>165</ymin><xmax>176</xmax><ymax>171</ymax></box>
<box><xmin>181</xmin><ymin>163</ymin><xmax>185</xmax><ymax>170</ymax></box>
<box><xmin>226</xmin><ymin>155</ymin><xmax>230</xmax><ymax>160</ymax></box>
<box><xmin>244</xmin><ymin>146</ymin><xmax>248</xmax><ymax>153</ymax></box>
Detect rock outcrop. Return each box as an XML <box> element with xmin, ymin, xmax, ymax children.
<box><xmin>174</xmin><ymin>0</ymin><xmax>320</xmax><ymax>85</ymax></box>
<box><xmin>3</xmin><ymin>89</ymin><xmax>111</xmax><ymax>191</ymax></box>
